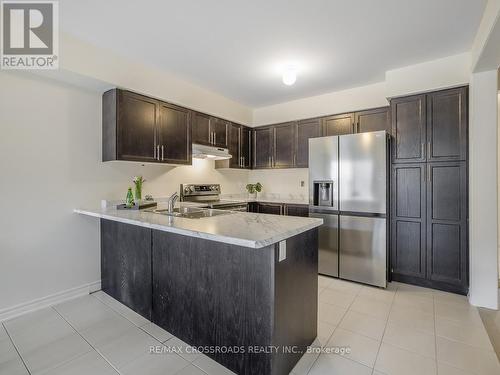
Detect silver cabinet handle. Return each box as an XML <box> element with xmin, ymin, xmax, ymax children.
<box><xmin>421</xmin><ymin>143</ymin><xmax>425</xmax><ymax>158</ymax></box>
<box><xmin>427</xmin><ymin>142</ymin><xmax>431</xmax><ymax>159</ymax></box>
<box><xmin>214</xmin><ymin>132</ymin><xmax>217</xmax><ymax>145</ymax></box>
<box><xmin>161</xmin><ymin>145</ymin><xmax>164</xmax><ymax>161</ymax></box>
<box><xmin>269</xmin><ymin>156</ymin><xmax>271</xmax><ymax>166</ymax></box>
<box><xmin>157</xmin><ymin>145</ymin><xmax>160</xmax><ymax>160</ymax></box>
<box><xmin>154</xmin><ymin>145</ymin><xmax>156</xmax><ymax>159</ymax></box>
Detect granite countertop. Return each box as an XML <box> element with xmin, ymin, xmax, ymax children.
<box><xmin>74</xmin><ymin>203</ymin><xmax>322</xmax><ymax>249</ymax></box>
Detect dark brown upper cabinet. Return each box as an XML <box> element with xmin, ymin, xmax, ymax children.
<box><xmin>102</xmin><ymin>89</ymin><xmax>190</xmax><ymax>164</ymax></box>
<box><xmin>227</xmin><ymin>123</ymin><xmax>241</xmax><ymax>168</ymax></box>
<box><xmin>158</xmin><ymin>102</ymin><xmax>192</xmax><ymax>164</ymax></box>
<box><xmin>240</xmin><ymin>126</ymin><xmax>251</xmax><ymax>168</ymax></box>
<box><xmin>391</xmin><ymin>94</ymin><xmax>427</xmax><ymax>163</ymax></box>
<box><xmin>273</xmin><ymin>122</ymin><xmax>296</xmax><ymax>168</ymax></box>
<box><xmin>254</xmin><ymin>127</ymin><xmax>273</xmax><ymax>169</ymax></box>
<box><xmin>322</xmin><ymin>113</ymin><xmax>355</xmax><ymax>136</ymax></box>
<box><xmin>391</xmin><ymin>87</ymin><xmax>467</xmax><ymax>164</ymax></box>
<box><xmin>211</xmin><ymin>117</ymin><xmax>228</xmax><ymax>148</ymax></box>
<box><xmin>192</xmin><ymin>113</ymin><xmax>228</xmax><ymax>148</ymax></box>
<box><xmin>426</xmin><ymin>87</ymin><xmax>467</xmax><ymax>162</ymax></box>
<box><xmin>215</xmin><ymin>124</ymin><xmax>252</xmax><ymax>169</ymax></box>
<box><xmin>192</xmin><ymin>112</ymin><xmax>211</xmax><ymax>146</ymax></box>
<box><xmin>296</xmin><ymin>119</ymin><xmax>321</xmax><ymax>167</ymax></box>
<box><xmin>355</xmin><ymin>107</ymin><xmax>390</xmax><ymax>134</ymax></box>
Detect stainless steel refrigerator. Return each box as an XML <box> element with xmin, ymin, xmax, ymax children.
<box><xmin>309</xmin><ymin>131</ymin><xmax>388</xmax><ymax>288</ymax></box>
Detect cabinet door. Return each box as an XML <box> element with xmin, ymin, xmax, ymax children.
<box><xmin>254</xmin><ymin>127</ymin><xmax>273</xmax><ymax>168</ymax></box>
<box><xmin>296</xmin><ymin>119</ymin><xmax>321</xmax><ymax>167</ymax></box>
<box><xmin>427</xmin><ymin>87</ymin><xmax>467</xmax><ymax>162</ymax></box>
<box><xmin>258</xmin><ymin>203</ymin><xmax>283</xmax><ymax>215</ymax></box>
<box><xmin>273</xmin><ymin>122</ymin><xmax>296</xmax><ymax>168</ymax></box>
<box><xmin>391</xmin><ymin>95</ymin><xmax>426</xmax><ymax>163</ymax></box>
<box><xmin>355</xmin><ymin>107</ymin><xmax>390</xmax><ymax>134</ymax></box>
<box><xmin>158</xmin><ymin>102</ymin><xmax>191</xmax><ymax>164</ymax></box>
<box><xmin>247</xmin><ymin>202</ymin><xmax>258</xmax><ymax>213</ymax></box>
<box><xmin>211</xmin><ymin>117</ymin><xmax>228</xmax><ymax>148</ymax></box>
<box><xmin>240</xmin><ymin>126</ymin><xmax>251</xmax><ymax>169</ymax></box>
<box><xmin>322</xmin><ymin>113</ymin><xmax>354</xmax><ymax>136</ymax></box>
<box><xmin>391</xmin><ymin>164</ymin><xmax>426</xmax><ymax>280</ymax></box>
<box><xmin>426</xmin><ymin>162</ymin><xmax>468</xmax><ymax>291</ymax></box>
<box><xmin>285</xmin><ymin>204</ymin><xmax>309</xmax><ymax>217</ymax></box>
<box><xmin>117</xmin><ymin>91</ymin><xmax>158</xmax><ymax>162</ymax></box>
<box><xmin>228</xmin><ymin>123</ymin><xmax>241</xmax><ymax>168</ymax></box>
<box><xmin>101</xmin><ymin>219</ymin><xmax>152</xmax><ymax>320</ymax></box>
<box><xmin>192</xmin><ymin>112</ymin><xmax>211</xmax><ymax>145</ymax></box>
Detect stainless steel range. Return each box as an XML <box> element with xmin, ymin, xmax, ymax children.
<box><xmin>180</xmin><ymin>184</ymin><xmax>248</xmax><ymax>211</ymax></box>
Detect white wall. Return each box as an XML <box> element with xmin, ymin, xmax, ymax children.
<box><xmin>385</xmin><ymin>53</ymin><xmax>471</xmax><ymax>99</ymax></box>
<box><xmin>468</xmin><ymin>69</ymin><xmax>499</xmax><ymax>309</ymax></box>
<box><xmin>471</xmin><ymin>0</ymin><xmax>500</xmax><ymax>71</ymax></box>
<box><xmin>60</xmin><ymin>33</ymin><xmax>253</xmax><ymax>125</ymax></box>
<box><xmin>0</xmin><ymin>72</ymin><xmax>248</xmax><ymax>313</ymax></box>
<box><xmin>252</xmin><ymin>82</ymin><xmax>388</xmax><ymax>126</ymax></box>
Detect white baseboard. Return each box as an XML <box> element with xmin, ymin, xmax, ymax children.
<box><xmin>0</xmin><ymin>280</ymin><xmax>102</xmax><ymax>322</ymax></box>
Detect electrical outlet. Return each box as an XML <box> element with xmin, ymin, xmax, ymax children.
<box><xmin>300</xmin><ymin>180</ymin><xmax>305</xmax><ymax>187</ymax></box>
<box><xmin>279</xmin><ymin>241</ymin><xmax>286</xmax><ymax>262</ymax></box>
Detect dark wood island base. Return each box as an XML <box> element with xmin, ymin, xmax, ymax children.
<box><xmin>101</xmin><ymin>219</ymin><xmax>319</xmax><ymax>375</ymax></box>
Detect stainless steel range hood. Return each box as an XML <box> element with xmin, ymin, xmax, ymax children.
<box><xmin>192</xmin><ymin>143</ymin><xmax>232</xmax><ymax>160</ymax></box>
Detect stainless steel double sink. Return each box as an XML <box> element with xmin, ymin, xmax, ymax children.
<box><xmin>145</xmin><ymin>206</ymin><xmax>234</xmax><ymax>219</ymax></box>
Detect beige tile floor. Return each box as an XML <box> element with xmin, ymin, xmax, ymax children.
<box><xmin>0</xmin><ymin>276</ymin><xmax>499</xmax><ymax>375</ymax></box>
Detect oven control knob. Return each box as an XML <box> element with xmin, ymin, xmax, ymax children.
<box><xmin>211</xmin><ymin>185</ymin><xmax>218</xmax><ymax>191</ymax></box>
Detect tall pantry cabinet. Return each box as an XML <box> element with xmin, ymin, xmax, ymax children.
<box><xmin>390</xmin><ymin>87</ymin><xmax>468</xmax><ymax>294</ymax></box>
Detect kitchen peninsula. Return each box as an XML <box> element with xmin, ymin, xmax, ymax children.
<box><xmin>75</xmin><ymin>205</ymin><xmax>322</xmax><ymax>375</ymax></box>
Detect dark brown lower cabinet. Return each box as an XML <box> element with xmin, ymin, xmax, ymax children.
<box><xmin>100</xmin><ymin>219</ymin><xmax>152</xmax><ymax>319</ymax></box>
<box><xmin>101</xmin><ymin>219</ymin><xmax>319</xmax><ymax>375</ymax></box>
<box><xmin>426</xmin><ymin>162</ymin><xmax>468</xmax><ymax>289</ymax></box>
<box><xmin>285</xmin><ymin>204</ymin><xmax>309</xmax><ymax>217</ymax></box>
<box><xmin>391</xmin><ymin>164</ymin><xmax>426</xmax><ymax>280</ymax></box>
<box><xmin>390</xmin><ymin>162</ymin><xmax>468</xmax><ymax>294</ymax></box>
<box><xmin>258</xmin><ymin>203</ymin><xmax>284</xmax><ymax>215</ymax></box>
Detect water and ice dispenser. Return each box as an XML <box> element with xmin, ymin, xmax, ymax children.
<box><xmin>313</xmin><ymin>181</ymin><xmax>334</xmax><ymax>207</ymax></box>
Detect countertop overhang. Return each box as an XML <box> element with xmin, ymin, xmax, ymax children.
<box><xmin>74</xmin><ymin>205</ymin><xmax>322</xmax><ymax>249</ymax></box>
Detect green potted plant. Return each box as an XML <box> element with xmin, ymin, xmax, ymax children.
<box><xmin>246</xmin><ymin>182</ymin><xmax>262</xmax><ymax>199</ymax></box>
<box><xmin>133</xmin><ymin>176</ymin><xmax>146</xmax><ymax>202</ymax></box>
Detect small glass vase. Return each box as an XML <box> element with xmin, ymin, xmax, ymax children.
<box><xmin>248</xmin><ymin>191</ymin><xmax>257</xmax><ymax>199</ymax></box>
<box><xmin>126</xmin><ymin>188</ymin><xmax>134</xmax><ymax>208</ymax></box>
<box><xmin>134</xmin><ymin>184</ymin><xmax>142</xmax><ymax>202</ymax></box>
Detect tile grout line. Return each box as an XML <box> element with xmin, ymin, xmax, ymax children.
<box><xmin>90</xmin><ymin>292</ymin><xmax>149</xmax><ymax>329</ymax></box>
<box><xmin>304</xmin><ymin>280</ymin><xmax>353</xmax><ymax>374</ymax></box>
<box><xmin>310</xmin><ymin>283</ymin><xmax>391</xmax><ymax>374</ymax></box>
<box><xmin>432</xmin><ymin>293</ymin><xmax>439</xmax><ymax>374</ymax></box>
<box><xmin>51</xmin><ymin>306</ymin><xmax>123</xmax><ymax>375</ymax></box>
<box><xmin>370</xmin><ymin>283</ymin><xmax>399</xmax><ymax>374</ymax></box>
<box><xmin>2</xmin><ymin>321</ymin><xmax>32</xmax><ymax>375</ymax></box>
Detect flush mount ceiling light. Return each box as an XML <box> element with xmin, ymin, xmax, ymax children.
<box><xmin>282</xmin><ymin>65</ymin><xmax>297</xmax><ymax>86</ymax></box>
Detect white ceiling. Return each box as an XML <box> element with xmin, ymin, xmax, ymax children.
<box><xmin>60</xmin><ymin>0</ymin><xmax>486</xmax><ymax>107</ymax></box>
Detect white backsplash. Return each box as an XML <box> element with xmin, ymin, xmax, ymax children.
<box><xmin>247</xmin><ymin>168</ymin><xmax>309</xmax><ymax>203</ymax></box>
